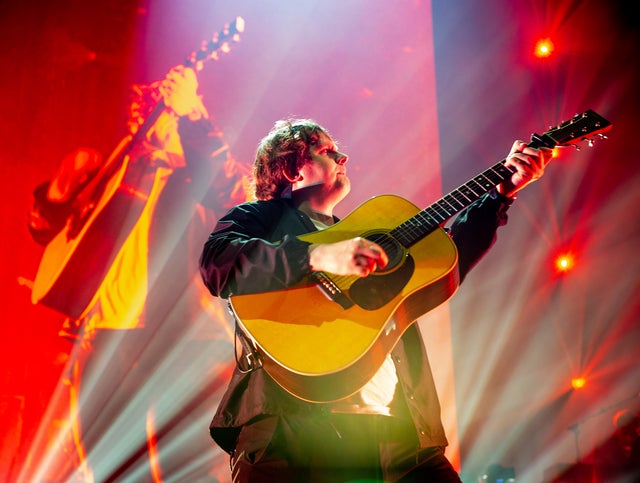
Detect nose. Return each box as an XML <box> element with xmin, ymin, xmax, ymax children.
<box><xmin>335</xmin><ymin>151</ymin><xmax>348</xmax><ymax>165</ymax></box>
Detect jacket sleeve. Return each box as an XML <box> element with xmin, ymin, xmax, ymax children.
<box><xmin>449</xmin><ymin>191</ymin><xmax>513</xmax><ymax>281</ymax></box>
<box><xmin>199</xmin><ymin>202</ymin><xmax>313</xmax><ymax>298</ymax></box>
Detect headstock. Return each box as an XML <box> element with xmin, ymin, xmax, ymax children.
<box><xmin>531</xmin><ymin>110</ymin><xmax>612</xmax><ymax>149</ymax></box>
<box><xmin>185</xmin><ymin>16</ymin><xmax>245</xmax><ymax>70</ymax></box>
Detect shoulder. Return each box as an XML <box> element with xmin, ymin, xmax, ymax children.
<box><xmin>218</xmin><ymin>198</ymin><xmax>297</xmax><ymax>229</ymax></box>
<box><xmin>227</xmin><ymin>198</ymin><xmax>295</xmax><ymax>216</ymax></box>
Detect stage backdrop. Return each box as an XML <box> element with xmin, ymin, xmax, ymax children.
<box><xmin>1</xmin><ymin>1</ymin><xmax>638</xmax><ymax>482</ymax></box>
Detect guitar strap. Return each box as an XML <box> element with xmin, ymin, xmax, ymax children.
<box><xmin>229</xmin><ymin>302</ymin><xmax>263</xmax><ymax>373</ymax></box>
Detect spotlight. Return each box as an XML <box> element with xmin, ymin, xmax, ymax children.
<box><xmin>571</xmin><ymin>377</ymin><xmax>586</xmax><ymax>390</ymax></box>
<box><xmin>534</xmin><ymin>38</ymin><xmax>555</xmax><ymax>58</ymax></box>
<box><xmin>554</xmin><ymin>252</ymin><xmax>575</xmax><ymax>274</ymax></box>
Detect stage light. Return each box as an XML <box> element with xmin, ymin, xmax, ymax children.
<box><xmin>554</xmin><ymin>252</ymin><xmax>575</xmax><ymax>274</ymax></box>
<box><xmin>571</xmin><ymin>377</ymin><xmax>586</xmax><ymax>390</ymax></box>
<box><xmin>534</xmin><ymin>38</ymin><xmax>554</xmax><ymax>58</ymax></box>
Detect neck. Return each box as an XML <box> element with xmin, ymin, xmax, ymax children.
<box><xmin>291</xmin><ymin>188</ymin><xmax>338</xmax><ymax>216</ymax></box>
<box><xmin>295</xmin><ymin>200</ymin><xmax>335</xmax><ymax>224</ymax></box>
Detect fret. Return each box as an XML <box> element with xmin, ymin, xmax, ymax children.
<box><xmin>472</xmin><ymin>173</ymin><xmax>497</xmax><ymax>191</ymax></box>
<box><xmin>467</xmin><ymin>178</ymin><xmax>489</xmax><ymax>195</ymax></box>
<box><xmin>450</xmin><ymin>190</ymin><xmax>471</xmax><ymax>205</ymax></box>
<box><xmin>487</xmin><ymin>163</ymin><xmax>513</xmax><ymax>181</ymax></box>
<box><xmin>458</xmin><ymin>185</ymin><xmax>480</xmax><ymax>201</ymax></box>
<box><xmin>417</xmin><ymin>209</ymin><xmax>441</xmax><ymax>226</ymax></box>
<box><xmin>425</xmin><ymin>205</ymin><xmax>448</xmax><ymax>223</ymax></box>
<box><xmin>393</xmin><ymin>212</ymin><xmax>436</xmax><ymax>246</ymax></box>
<box><xmin>392</xmin><ymin>221</ymin><xmax>415</xmax><ymax>245</ymax></box>
<box><xmin>443</xmin><ymin>194</ymin><xmax>465</xmax><ymax>211</ymax></box>
<box><xmin>435</xmin><ymin>199</ymin><xmax>457</xmax><ymax>217</ymax></box>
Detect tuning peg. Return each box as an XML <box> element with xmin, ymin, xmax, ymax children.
<box><xmin>587</xmin><ymin>138</ymin><xmax>595</xmax><ymax>147</ymax></box>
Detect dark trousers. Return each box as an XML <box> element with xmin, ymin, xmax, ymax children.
<box><xmin>229</xmin><ymin>413</ymin><xmax>462</xmax><ymax>483</ymax></box>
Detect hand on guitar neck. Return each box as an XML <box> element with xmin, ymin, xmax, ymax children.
<box><xmin>158</xmin><ymin>66</ymin><xmax>209</xmax><ymax>121</ymax></box>
<box><xmin>127</xmin><ymin>65</ymin><xmax>208</xmax><ymax>139</ymax></box>
<box><xmin>497</xmin><ymin>139</ymin><xmax>552</xmax><ymax>198</ymax></box>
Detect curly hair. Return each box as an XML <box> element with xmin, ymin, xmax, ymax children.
<box><xmin>252</xmin><ymin>119</ymin><xmax>330</xmax><ymax>200</ymax></box>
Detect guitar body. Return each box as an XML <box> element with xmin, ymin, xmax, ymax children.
<box><xmin>230</xmin><ymin>194</ymin><xmax>460</xmax><ymax>402</ymax></box>
<box><xmin>31</xmin><ymin>155</ymin><xmax>160</xmax><ymax>319</ymax></box>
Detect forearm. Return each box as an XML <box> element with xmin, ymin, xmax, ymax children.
<box><xmin>450</xmin><ymin>191</ymin><xmax>513</xmax><ymax>281</ymax></box>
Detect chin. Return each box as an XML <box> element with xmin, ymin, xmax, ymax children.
<box><xmin>340</xmin><ymin>179</ymin><xmax>351</xmax><ymax>196</ymax></box>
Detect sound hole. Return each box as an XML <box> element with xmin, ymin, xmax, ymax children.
<box><xmin>366</xmin><ymin>232</ymin><xmax>405</xmax><ymax>272</ymax></box>
<box><xmin>349</xmin><ymin>233</ymin><xmax>414</xmax><ymax>310</ymax></box>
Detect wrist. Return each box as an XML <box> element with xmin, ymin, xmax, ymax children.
<box><xmin>491</xmin><ymin>188</ymin><xmax>517</xmax><ymax>204</ymax></box>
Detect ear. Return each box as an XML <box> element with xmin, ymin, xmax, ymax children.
<box><xmin>282</xmin><ymin>169</ymin><xmax>302</xmax><ymax>183</ymax></box>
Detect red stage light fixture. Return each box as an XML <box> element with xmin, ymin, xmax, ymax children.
<box><xmin>534</xmin><ymin>38</ymin><xmax>555</xmax><ymax>58</ymax></box>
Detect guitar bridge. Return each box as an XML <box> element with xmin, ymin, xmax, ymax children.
<box><xmin>313</xmin><ymin>272</ymin><xmax>354</xmax><ymax>309</ymax></box>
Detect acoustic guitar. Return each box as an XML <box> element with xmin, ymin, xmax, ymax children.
<box><xmin>229</xmin><ymin>110</ymin><xmax>612</xmax><ymax>403</ymax></box>
<box><xmin>31</xmin><ymin>17</ymin><xmax>245</xmax><ymax>319</ymax></box>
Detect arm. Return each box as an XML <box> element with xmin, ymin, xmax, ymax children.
<box><xmin>199</xmin><ymin>201</ymin><xmax>389</xmax><ymax>298</ymax></box>
<box><xmin>199</xmin><ymin>202</ymin><xmax>313</xmax><ymax>298</ymax></box>
<box><xmin>169</xmin><ymin>66</ymin><xmax>252</xmax><ymax>209</ymax></box>
<box><xmin>449</xmin><ymin>191</ymin><xmax>513</xmax><ymax>281</ymax></box>
<box><xmin>452</xmin><ymin>140</ymin><xmax>553</xmax><ymax>280</ymax></box>
<box><xmin>177</xmin><ymin>116</ymin><xmax>229</xmax><ymax>183</ymax></box>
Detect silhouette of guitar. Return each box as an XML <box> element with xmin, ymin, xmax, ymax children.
<box><xmin>31</xmin><ymin>18</ymin><xmax>244</xmax><ymax>319</ymax></box>
<box><xmin>229</xmin><ymin>110</ymin><xmax>611</xmax><ymax>402</ymax></box>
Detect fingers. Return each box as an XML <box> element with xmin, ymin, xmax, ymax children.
<box><xmin>510</xmin><ymin>140</ymin><xmax>553</xmax><ymax>164</ymax></box>
<box><xmin>165</xmin><ymin>65</ymin><xmax>195</xmax><ymax>83</ymax></box>
<box><xmin>498</xmin><ymin>140</ymin><xmax>553</xmax><ymax>196</ymax></box>
<box><xmin>308</xmin><ymin>237</ymin><xmax>389</xmax><ymax>277</ymax></box>
<box><xmin>509</xmin><ymin>140</ymin><xmax>528</xmax><ymax>155</ymax></box>
<box><xmin>160</xmin><ymin>67</ymin><xmax>198</xmax><ymax>98</ymax></box>
<box><xmin>351</xmin><ymin>237</ymin><xmax>388</xmax><ymax>276</ymax></box>
<box><xmin>507</xmin><ymin>141</ymin><xmax>552</xmax><ymax>177</ymax></box>
<box><xmin>507</xmin><ymin>152</ymin><xmax>535</xmax><ymax>178</ymax></box>
<box><xmin>158</xmin><ymin>67</ymin><xmax>206</xmax><ymax>118</ymax></box>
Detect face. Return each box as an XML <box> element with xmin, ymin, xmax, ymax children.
<box><xmin>293</xmin><ymin>132</ymin><xmax>350</xmax><ymax>205</ymax></box>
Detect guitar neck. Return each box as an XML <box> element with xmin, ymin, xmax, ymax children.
<box><xmin>71</xmin><ymin>99</ymin><xmax>166</xmax><ymax>215</ymax></box>
<box><xmin>390</xmin><ymin>128</ymin><xmax>568</xmax><ymax>248</ymax></box>
<box><xmin>391</xmin><ymin>160</ymin><xmax>513</xmax><ymax>248</ymax></box>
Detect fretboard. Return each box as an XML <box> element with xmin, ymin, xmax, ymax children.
<box><xmin>391</xmin><ymin>160</ymin><xmax>514</xmax><ymax>247</ymax></box>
